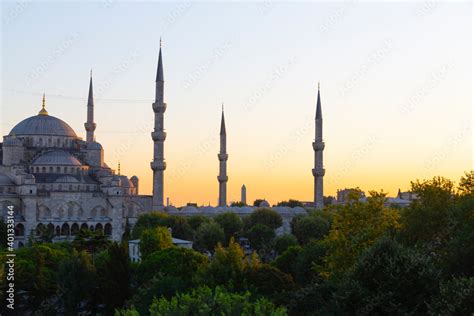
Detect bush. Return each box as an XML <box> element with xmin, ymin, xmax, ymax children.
<box><xmin>244</xmin><ymin>208</ymin><xmax>283</xmax><ymax>230</ymax></box>
<box><xmin>194</xmin><ymin>221</ymin><xmax>225</xmax><ymax>252</ymax></box>
<box><xmin>274</xmin><ymin>234</ymin><xmax>298</xmax><ymax>254</ymax></box>
<box><xmin>139</xmin><ymin>227</ymin><xmax>173</xmax><ymax>259</ymax></box>
<box><xmin>214</xmin><ymin>212</ymin><xmax>243</xmax><ymax>244</ymax></box>
<box><xmin>428</xmin><ymin>277</ymin><xmax>474</xmax><ymax>316</ymax></box>
<box><xmin>291</xmin><ymin>215</ymin><xmax>330</xmax><ymax>245</ymax></box>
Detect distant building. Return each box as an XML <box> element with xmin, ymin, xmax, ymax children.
<box><xmin>336</xmin><ymin>188</ymin><xmax>366</xmax><ymax>204</ymax></box>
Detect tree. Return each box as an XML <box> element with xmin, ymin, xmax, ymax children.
<box><xmin>401</xmin><ymin>176</ymin><xmax>455</xmax><ymax>246</ymax></box>
<box><xmin>194</xmin><ymin>221</ymin><xmax>225</xmax><ymax>252</ymax></box>
<box><xmin>274</xmin><ymin>246</ymin><xmax>302</xmax><ymax>276</ymax></box>
<box><xmin>458</xmin><ymin>170</ymin><xmax>473</xmax><ymax>196</ymax></box>
<box><xmin>72</xmin><ymin>228</ymin><xmax>111</xmax><ymax>254</ymax></box>
<box><xmin>244</xmin><ymin>264</ymin><xmax>295</xmax><ymax>297</ymax></box>
<box><xmin>132</xmin><ymin>212</ymin><xmax>193</xmax><ymax>240</ymax></box>
<box><xmin>57</xmin><ymin>249</ymin><xmax>97</xmax><ymax>314</ymax></box>
<box><xmin>137</xmin><ymin>247</ymin><xmax>208</xmax><ymax>287</ymax></box>
<box><xmin>277</xmin><ymin>199</ymin><xmax>303</xmax><ymax>208</ymax></box>
<box><xmin>321</xmin><ymin>191</ymin><xmax>400</xmax><ymax>277</ymax></box>
<box><xmin>428</xmin><ymin>276</ymin><xmax>474</xmax><ymax>316</ymax></box>
<box><xmin>246</xmin><ymin>223</ymin><xmax>275</xmax><ymax>252</ymax></box>
<box><xmin>291</xmin><ymin>215</ymin><xmax>330</xmax><ymax>245</ymax></box>
<box><xmin>274</xmin><ymin>234</ymin><xmax>298</xmax><ymax>254</ymax></box>
<box><xmin>337</xmin><ymin>237</ymin><xmax>440</xmax><ymax>315</ymax></box>
<box><xmin>187</xmin><ymin>215</ymin><xmax>210</xmax><ymax>231</ymax></box>
<box><xmin>139</xmin><ymin>227</ymin><xmax>173</xmax><ymax>259</ymax></box>
<box><xmin>214</xmin><ymin>212</ymin><xmax>243</xmax><ymax>244</ymax></box>
<box><xmin>231</xmin><ymin>201</ymin><xmax>246</xmax><ymax>207</ymax></box>
<box><xmin>208</xmin><ymin>237</ymin><xmax>260</xmax><ymax>288</ymax></box>
<box><xmin>146</xmin><ymin>286</ymin><xmax>287</xmax><ymax>315</ymax></box>
<box><xmin>97</xmin><ymin>242</ymin><xmax>131</xmax><ymax>315</ymax></box>
<box><xmin>244</xmin><ymin>208</ymin><xmax>283</xmax><ymax>230</ymax></box>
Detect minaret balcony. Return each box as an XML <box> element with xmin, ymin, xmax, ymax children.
<box><xmin>151</xmin><ymin>131</ymin><xmax>167</xmax><ymax>142</ymax></box>
<box><xmin>151</xmin><ymin>161</ymin><xmax>167</xmax><ymax>171</ymax></box>
<box><xmin>218</xmin><ymin>153</ymin><xmax>228</xmax><ymax>161</ymax></box>
<box><xmin>152</xmin><ymin>102</ymin><xmax>167</xmax><ymax>113</ymax></box>
<box><xmin>84</xmin><ymin>122</ymin><xmax>96</xmax><ymax>131</ymax></box>
<box><xmin>312</xmin><ymin>141</ymin><xmax>325</xmax><ymax>151</ymax></box>
<box><xmin>217</xmin><ymin>175</ymin><xmax>228</xmax><ymax>182</ymax></box>
<box><xmin>312</xmin><ymin>167</ymin><xmax>325</xmax><ymax>177</ymax></box>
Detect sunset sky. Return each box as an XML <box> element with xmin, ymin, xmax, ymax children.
<box><xmin>1</xmin><ymin>1</ymin><xmax>472</xmax><ymax>206</ymax></box>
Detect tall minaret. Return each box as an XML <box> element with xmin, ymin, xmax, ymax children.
<box><xmin>151</xmin><ymin>39</ymin><xmax>167</xmax><ymax>211</ymax></box>
<box><xmin>217</xmin><ymin>104</ymin><xmax>228</xmax><ymax>207</ymax></box>
<box><xmin>312</xmin><ymin>83</ymin><xmax>325</xmax><ymax>209</ymax></box>
<box><xmin>241</xmin><ymin>184</ymin><xmax>247</xmax><ymax>205</ymax></box>
<box><xmin>84</xmin><ymin>71</ymin><xmax>96</xmax><ymax>142</ymax></box>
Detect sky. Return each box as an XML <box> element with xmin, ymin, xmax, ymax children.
<box><xmin>1</xmin><ymin>1</ymin><xmax>472</xmax><ymax>206</ymax></box>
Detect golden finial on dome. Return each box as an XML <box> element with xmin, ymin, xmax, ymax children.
<box><xmin>39</xmin><ymin>93</ymin><xmax>48</xmax><ymax>116</ymax></box>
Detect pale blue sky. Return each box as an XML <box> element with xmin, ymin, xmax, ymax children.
<box><xmin>1</xmin><ymin>1</ymin><xmax>472</xmax><ymax>205</ymax></box>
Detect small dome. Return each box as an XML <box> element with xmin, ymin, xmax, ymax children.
<box><xmin>54</xmin><ymin>176</ymin><xmax>79</xmax><ymax>183</ymax></box>
<box><xmin>0</xmin><ymin>174</ymin><xmax>14</xmax><ymax>185</ymax></box>
<box><xmin>259</xmin><ymin>200</ymin><xmax>270</xmax><ymax>208</ymax></box>
<box><xmin>164</xmin><ymin>206</ymin><xmax>178</xmax><ymax>213</ymax></box>
<box><xmin>10</xmin><ymin>114</ymin><xmax>77</xmax><ymax>138</ymax></box>
<box><xmin>32</xmin><ymin>151</ymin><xmax>82</xmax><ymax>166</ymax></box>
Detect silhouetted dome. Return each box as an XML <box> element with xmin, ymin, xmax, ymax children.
<box><xmin>10</xmin><ymin>115</ymin><xmax>77</xmax><ymax>137</ymax></box>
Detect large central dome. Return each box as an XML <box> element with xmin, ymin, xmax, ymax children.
<box><xmin>9</xmin><ymin>114</ymin><xmax>77</xmax><ymax>138</ymax></box>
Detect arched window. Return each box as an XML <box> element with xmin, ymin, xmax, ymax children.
<box><xmin>71</xmin><ymin>223</ymin><xmax>79</xmax><ymax>236</ymax></box>
<box><xmin>104</xmin><ymin>223</ymin><xmax>112</xmax><ymax>236</ymax></box>
<box><xmin>42</xmin><ymin>167</ymin><xmax>46</xmax><ymax>173</ymax></box>
<box><xmin>61</xmin><ymin>223</ymin><xmax>70</xmax><ymax>236</ymax></box>
<box><xmin>49</xmin><ymin>167</ymin><xmax>53</xmax><ymax>173</ymax></box>
<box><xmin>80</xmin><ymin>223</ymin><xmax>89</xmax><ymax>231</ymax></box>
<box><xmin>55</xmin><ymin>226</ymin><xmax>60</xmax><ymax>236</ymax></box>
<box><xmin>56</xmin><ymin>167</ymin><xmax>60</xmax><ymax>173</ymax></box>
<box><xmin>47</xmin><ymin>223</ymin><xmax>54</xmax><ymax>235</ymax></box>
<box><xmin>36</xmin><ymin>223</ymin><xmax>44</xmax><ymax>236</ymax></box>
<box><xmin>95</xmin><ymin>223</ymin><xmax>103</xmax><ymax>235</ymax></box>
<box><xmin>15</xmin><ymin>223</ymin><xmax>25</xmax><ymax>236</ymax></box>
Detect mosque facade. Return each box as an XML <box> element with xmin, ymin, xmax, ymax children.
<box><xmin>0</xmin><ymin>44</ymin><xmax>321</xmax><ymax>247</ymax></box>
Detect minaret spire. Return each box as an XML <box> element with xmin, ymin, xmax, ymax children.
<box><xmin>312</xmin><ymin>83</ymin><xmax>325</xmax><ymax>209</ymax></box>
<box><xmin>151</xmin><ymin>38</ymin><xmax>167</xmax><ymax>211</ymax></box>
<box><xmin>218</xmin><ymin>104</ymin><xmax>228</xmax><ymax>206</ymax></box>
<box><xmin>84</xmin><ymin>71</ymin><xmax>96</xmax><ymax>142</ymax></box>
<box><xmin>38</xmin><ymin>93</ymin><xmax>48</xmax><ymax>116</ymax></box>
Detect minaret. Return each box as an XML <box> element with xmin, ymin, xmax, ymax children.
<box><xmin>217</xmin><ymin>104</ymin><xmax>228</xmax><ymax>207</ymax></box>
<box><xmin>151</xmin><ymin>39</ymin><xmax>167</xmax><ymax>211</ymax></box>
<box><xmin>84</xmin><ymin>71</ymin><xmax>96</xmax><ymax>143</ymax></box>
<box><xmin>241</xmin><ymin>184</ymin><xmax>247</xmax><ymax>205</ymax></box>
<box><xmin>312</xmin><ymin>83</ymin><xmax>325</xmax><ymax>209</ymax></box>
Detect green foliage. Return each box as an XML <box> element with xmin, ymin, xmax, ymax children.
<box><xmin>291</xmin><ymin>214</ymin><xmax>330</xmax><ymax>245</ymax></box>
<box><xmin>292</xmin><ymin>241</ymin><xmax>326</xmax><ymax>286</ymax></box>
<box><xmin>132</xmin><ymin>212</ymin><xmax>193</xmax><ymax>240</ymax></box>
<box><xmin>214</xmin><ymin>212</ymin><xmax>243</xmax><ymax>244</ymax></box>
<box><xmin>277</xmin><ymin>199</ymin><xmax>303</xmax><ymax>207</ymax></box>
<box><xmin>231</xmin><ymin>201</ymin><xmax>247</xmax><ymax>207</ymax></box>
<box><xmin>187</xmin><ymin>215</ymin><xmax>210</xmax><ymax>231</ymax></box>
<box><xmin>57</xmin><ymin>249</ymin><xmax>97</xmax><ymax>314</ymax></box>
<box><xmin>97</xmin><ymin>242</ymin><xmax>131</xmax><ymax>315</ymax></box>
<box><xmin>401</xmin><ymin>176</ymin><xmax>455</xmax><ymax>245</ymax></box>
<box><xmin>274</xmin><ymin>234</ymin><xmax>298</xmax><ymax>254</ymax></box>
<box><xmin>428</xmin><ymin>276</ymin><xmax>474</xmax><ymax>316</ymax></box>
<box><xmin>148</xmin><ymin>286</ymin><xmax>287</xmax><ymax>316</ymax></box>
<box><xmin>321</xmin><ymin>191</ymin><xmax>400</xmax><ymax>277</ymax></box>
<box><xmin>208</xmin><ymin>237</ymin><xmax>260</xmax><ymax>288</ymax></box>
<box><xmin>244</xmin><ymin>264</ymin><xmax>295</xmax><ymax>297</ymax></box>
<box><xmin>253</xmin><ymin>199</ymin><xmax>266</xmax><ymax>207</ymax></box>
<box><xmin>338</xmin><ymin>237</ymin><xmax>439</xmax><ymax>315</ymax></box>
<box><xmin>194</xmin><ymin>221</ymin><xmax>225</xmax><ymax>252</ymax></box>
<box><xmin>137</xmin><ymin>247</ymin><xmax>208</xmax><ymax>286</ymax></box>
<box><xmin>244</xmin><ymin>208</ymin><xmax>283</xmax><ymax>230</ymax></box>
<box><xmin>72</xmin><ymin>228</ymin><xmax>111</xmax><ymax>254</ymax></box>
<box><xmin>274</xmin><ymin>246</ymin><xmax>302</xmax><ymax>276</ymax></box>
<box><xmin>457</xmin><ymin>170</ymin><xmax>473</xmax><ymax>197</ymax></box>
<box><xmin>139</xmin><ymin>227</ymin><xmax>173</xmax><ymax>259</ymax></box>
<box><xmin>246</xmin><ymin>223</ymin><xmax>275</xmax><ymax>252</ymax></box>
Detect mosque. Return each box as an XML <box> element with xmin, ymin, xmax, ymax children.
<box><xmin>0</xmin><ymin>44</ymin><xmax>322</xmax><ymax>247</ymax></box>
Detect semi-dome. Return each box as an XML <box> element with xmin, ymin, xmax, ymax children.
<box><xmin>0</xmin><ymin>174</ymin><xmax>14</xmax><ymax>185</ymax></box>
<box><xmin>32</xmin><ymin>151</ymin><xmax>82</xmax><ymax>166</ymax></box>
<box><xmin>9</xmin><ymin>114</ymin><xmax>77</xmax><ymax>138</ymax></box>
